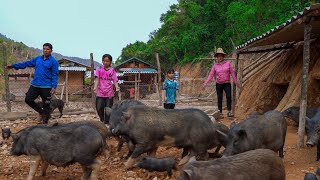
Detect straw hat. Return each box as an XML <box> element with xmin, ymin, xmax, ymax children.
<box><xmin>214</xmin><ymin>48</ymin><xmax>227</xmax><ymax>57</ymax></box>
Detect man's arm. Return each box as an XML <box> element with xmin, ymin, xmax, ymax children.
<box><xmin>11</xmin><ymin>57</ymin><xmax>37</xmax><ymax>70</ymax></box>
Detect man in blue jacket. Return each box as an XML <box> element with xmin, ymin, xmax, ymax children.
<box><xmin>7</xmin><ymin>43</ymin><xmax>59</xmax><ymax>124</ymax></box>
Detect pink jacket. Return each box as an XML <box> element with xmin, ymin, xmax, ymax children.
<box><xmin>204</xmin><ymin>60</ymin><xmax>238</xmax><ymax>85</ymax></box>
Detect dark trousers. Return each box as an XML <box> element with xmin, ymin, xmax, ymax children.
<box><xmin>164</xmin><ymin>103</ymin><xmax>175</xmax><ymax>109</ymax></box>
<box><xmin>216</xmin><ymin>83</ymin><xmax>232</xmax><ymax>113</ymax></box>
<box><xmin>25</xmin><ymin>85</ymin><xmax>51</xmax><ymax>115</ymax></box>
<box><xmin>96</xmin><ymin>97</ymin><xmax>113</xmax><ymax>124</ymax></box>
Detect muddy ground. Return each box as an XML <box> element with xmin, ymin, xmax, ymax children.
<box><xmin>0</xmin><ymin>101</ymin><xmax>319</xmax><ymax>180</ymax></box>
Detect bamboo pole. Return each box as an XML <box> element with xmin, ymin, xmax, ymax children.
<box><xmin>3</xmin><ymin>45</ymin><xmax>11</xmax><ymax>112</ymax></box>
<box><xmin>298</xmin><ymin>18</ymin><xmax>312</xmax><ymax>148</ymax></box>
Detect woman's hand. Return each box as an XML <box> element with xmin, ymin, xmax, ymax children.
<box><xmin>203</xmin><ymin>83</ymin><xmax>208</xmax><ymax>88</ymax></box>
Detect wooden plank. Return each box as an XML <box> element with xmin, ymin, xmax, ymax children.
<box><xmin>239</xmin><ymin>56</ymin><xmax>244</xmax><ymax>93</ymax></box>
<box><xmin>3</xmin><ymin>45</ymin><xmax>11</xmax><ymax>112</ymax></box>
<box><xmin>238</xmin><ymin>42</ymin><xmax>294</xmax><ymax>54</ymax></box>
<box><xmin>298</xmin><ymin>18</ymin><xmax>312</xmax><ymax>148</ymax></box>
<box><xmin>242</xmin><ymin>50</ymin><xmax>284</xmax><ymax>84</ymax></box>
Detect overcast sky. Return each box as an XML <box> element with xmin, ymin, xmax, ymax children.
<box><xmin>0</xmin><ymin>0</ymin><xmax>177</xmax><ymax>61</ymax></box>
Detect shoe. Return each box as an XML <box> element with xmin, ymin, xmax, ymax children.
<box><xmin>227</xmin><ymin>111</ymin><xmax>234</xmax><ymax>117</ymax></box>
<box><xmin>41</xmin><ymin>113</ymin><xmax>51</xmax><ymax>124</ymax></box>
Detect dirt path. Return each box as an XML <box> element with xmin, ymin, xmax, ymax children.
<box><xmin>0</xmin><ymin>113</ymin><xmax>319</xmax><ymax>179</ymax></box>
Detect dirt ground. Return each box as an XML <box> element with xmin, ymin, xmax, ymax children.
<box><xmin>0</xmin><ymin>101</ymin><xmax>319</xmax><ymax>180</ymax></box>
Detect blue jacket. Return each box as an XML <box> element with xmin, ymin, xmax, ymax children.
<box><xmin>12</xmin><ymin>55</ymin><xmax>59</xmax><ymax>89</ymax></box>
<box><xmin>163</xmin><ymin>79</ymin><xmax>179</xmax><ymax>104</ymax></box>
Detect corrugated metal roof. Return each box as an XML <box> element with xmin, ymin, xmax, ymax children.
<box><xmin>237</xmin><ymin>3</ymin><xmax>320</xmax><ymax>50</ymax></box>
<box><xmin>119</xmin><ymin>68</ymin><xmax>157</xmax><ymax>74</ymax></box>
<box><xmin>114</xmin><ymin>57</ymin><xmax>158</xmax><ymax>70</ymax></box>
<box><xmin>59</xmin><ymin>58</ymin><xmax>102</xmax><ymax>68</ymax></box>
<box><xmin>59</xmin><ymin>66</ymin><xmax>87</xmax><ymax>71</ymax></box>
<box><xmin>116</xmin><ymin>73</ymin><xmax>124</xmax><ymax>76</ymax></box>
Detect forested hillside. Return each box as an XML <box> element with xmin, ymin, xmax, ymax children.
<box><xmin>118</xmin><ymin>0</ymin><xmax>316</xmax><ymax>67</ymax></box>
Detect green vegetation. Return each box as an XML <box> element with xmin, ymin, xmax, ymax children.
<box><xmin>118</xmin><ymin>0</ymin><xmax>316</xmax><ymax>68</ymax></box>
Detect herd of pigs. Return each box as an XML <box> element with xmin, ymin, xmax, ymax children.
<box><xmin>2</xmin><ymin>100</ymin><xmax>320</xmax><ymax>180</ymax></box>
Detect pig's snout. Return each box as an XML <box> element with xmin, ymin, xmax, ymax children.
<box><xmin>112</xmin><ymin>128</ymin><xmax>119</xmax><ymax>135</ymax></box>
<box><xmin>306</xmin><ymin>140</ymin><xmax>315</xmax><ymax>147</ymax></box>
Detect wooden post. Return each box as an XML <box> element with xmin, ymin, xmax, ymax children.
<box><xmin>137</xmin><ymin>73</ymin><xmax>140</xmax><ymax>100</ymax></box>
<box><xmin>134</xmin><ymin>73</ymin><xmax>137</xmax><ymax>100</ymax></box>
<box><xmin>232</xmin><ymin>53</ymin><xmax>239</xmax><ymax>116</ymax></box>
<box><xmin>155</xmin><ymin>53</ymin><xmax>162</xmax><ymax>106</ymax></box>
<box><xmin>90</xmin><ymin>53</ymin><xmax>95</xmax><ymax>108</ymax></box>
<box><xmin>154</xmin><ymin>73</ymin><xmax>160</xmax><ymax>101</ymax></box>
<box><xmin>239</xmin><ymin>54</ymin><xmax>244</xmax><ymax>90</ymax></box>
<box><xmin>65</xmin><ymin>70</ymin><xmax>69</xmax><ymax>103</ymax></box>
<box><xmin>3</xmin><ymin>45</ymin><xmax>11</xmax><ymax>112</ymax></box>
<box><xmin>60</xmin><ymin>82</ymin><xmax>65</xmax><ymax>100</ymax></box>
<box><xmin>298</xmin><ymin>18</ymin><xmax>312</xmax><ymax>148</ymax></box>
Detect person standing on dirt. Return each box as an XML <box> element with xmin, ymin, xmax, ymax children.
<box><xmin>162</xmin><ymin>68</ymin><xmax>179</xmax><ymax>109</ymax></box>
<box><xmin>203</xmin><ymin>48</ymin><xmax>240</xmax><ymax>117</ymax></box>
<box><xmin>7</xmin><ymin>43</ymin><xmax>58</xmax><ymax>124</ymax></box>
<box><xmin>93</xmin><ymin>54</ymin><xmax>120</xmax><ymax>124</ymax></box>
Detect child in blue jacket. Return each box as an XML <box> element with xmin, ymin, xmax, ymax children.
<box><xmin>162</xmin><ymin>68</ymin><xmax>179</xmax><ymax>109</ymax></box>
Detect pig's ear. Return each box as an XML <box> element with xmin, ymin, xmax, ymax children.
<box><xmin>122</xmin><ymin>111</ymin><xmax>131</xmax><ymax>121</ymax></box>
<box><xmin>11</xmin><ymin>133</ymin><xmax>18</xmax><ymax>140</ymax></box>
<box><xmin>182</xmin><ymin>169</ymin><xmax>193</xmax><ymax>180</ymax></box>
<box><xmin>216</xmin><ymin>129</ymin><xmax>228</xmax><ymax>138</ymax></box>
<box><xmin>230</xmin><ymin>122</ymin><xmax>236</xmax><ymax>129</ymax></box>
<box><xmin>238</xmin><ymin>129</ymin><xmax>246</xmax><ymax>137</ymax></box>
<box><xmin>105</xmin><ymin>107</ymin><xmax>113</xmax><ymax>116</ymax></box>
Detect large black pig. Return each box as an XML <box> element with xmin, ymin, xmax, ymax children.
<box><xmin>177</xmin><ymin>149</ymin><xmax>285</xmax><ymax>180</ymax></box>
<box><xmin>113</xmin><ymin>106</ymin><xmax>221</xmax><ymax>169</ymax></box>
<box><xmin>58</xmin><ymin>120</ymin><xmax>111</xmax><ymax>158</ymax></box>
<box><xmin>105</xmin><ymin>100</ymin><xmax>146</xmax><ymax>157</ymax></box>
<box><xmin>282</xmin><ymin>106</ymin><xmax>319</xmax><ymax>126</ymax></box>
<box><xmin>305</xmin><ymin>111</ymin><xmax>320</xmax><ymax>160</ymax></box>
<box><xmin>11</xmin><ymin>124</ymin><xmax>106</xmax><ymax>180</ymax></box>
<box><xmin>221</xmin><ymin>110</ymin><xmax>287</xmax><ymax>157</ymax></box>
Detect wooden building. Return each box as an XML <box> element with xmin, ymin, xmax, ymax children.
<box><xmin>114</xmin><ymin>57</ymin><xmax>158</xmax><ymax>99</ymax></box>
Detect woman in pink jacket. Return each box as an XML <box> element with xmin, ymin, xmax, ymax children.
<box><xmin>204</xmin><ymin>48</ymin><xmax>240</xmax><ymax>117</ymax></box>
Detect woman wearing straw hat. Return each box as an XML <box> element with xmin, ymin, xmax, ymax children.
<box><xmin>203</xmin><ymin>48</ymin><xmax>240</xmax><ymax>118</ymax></box>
